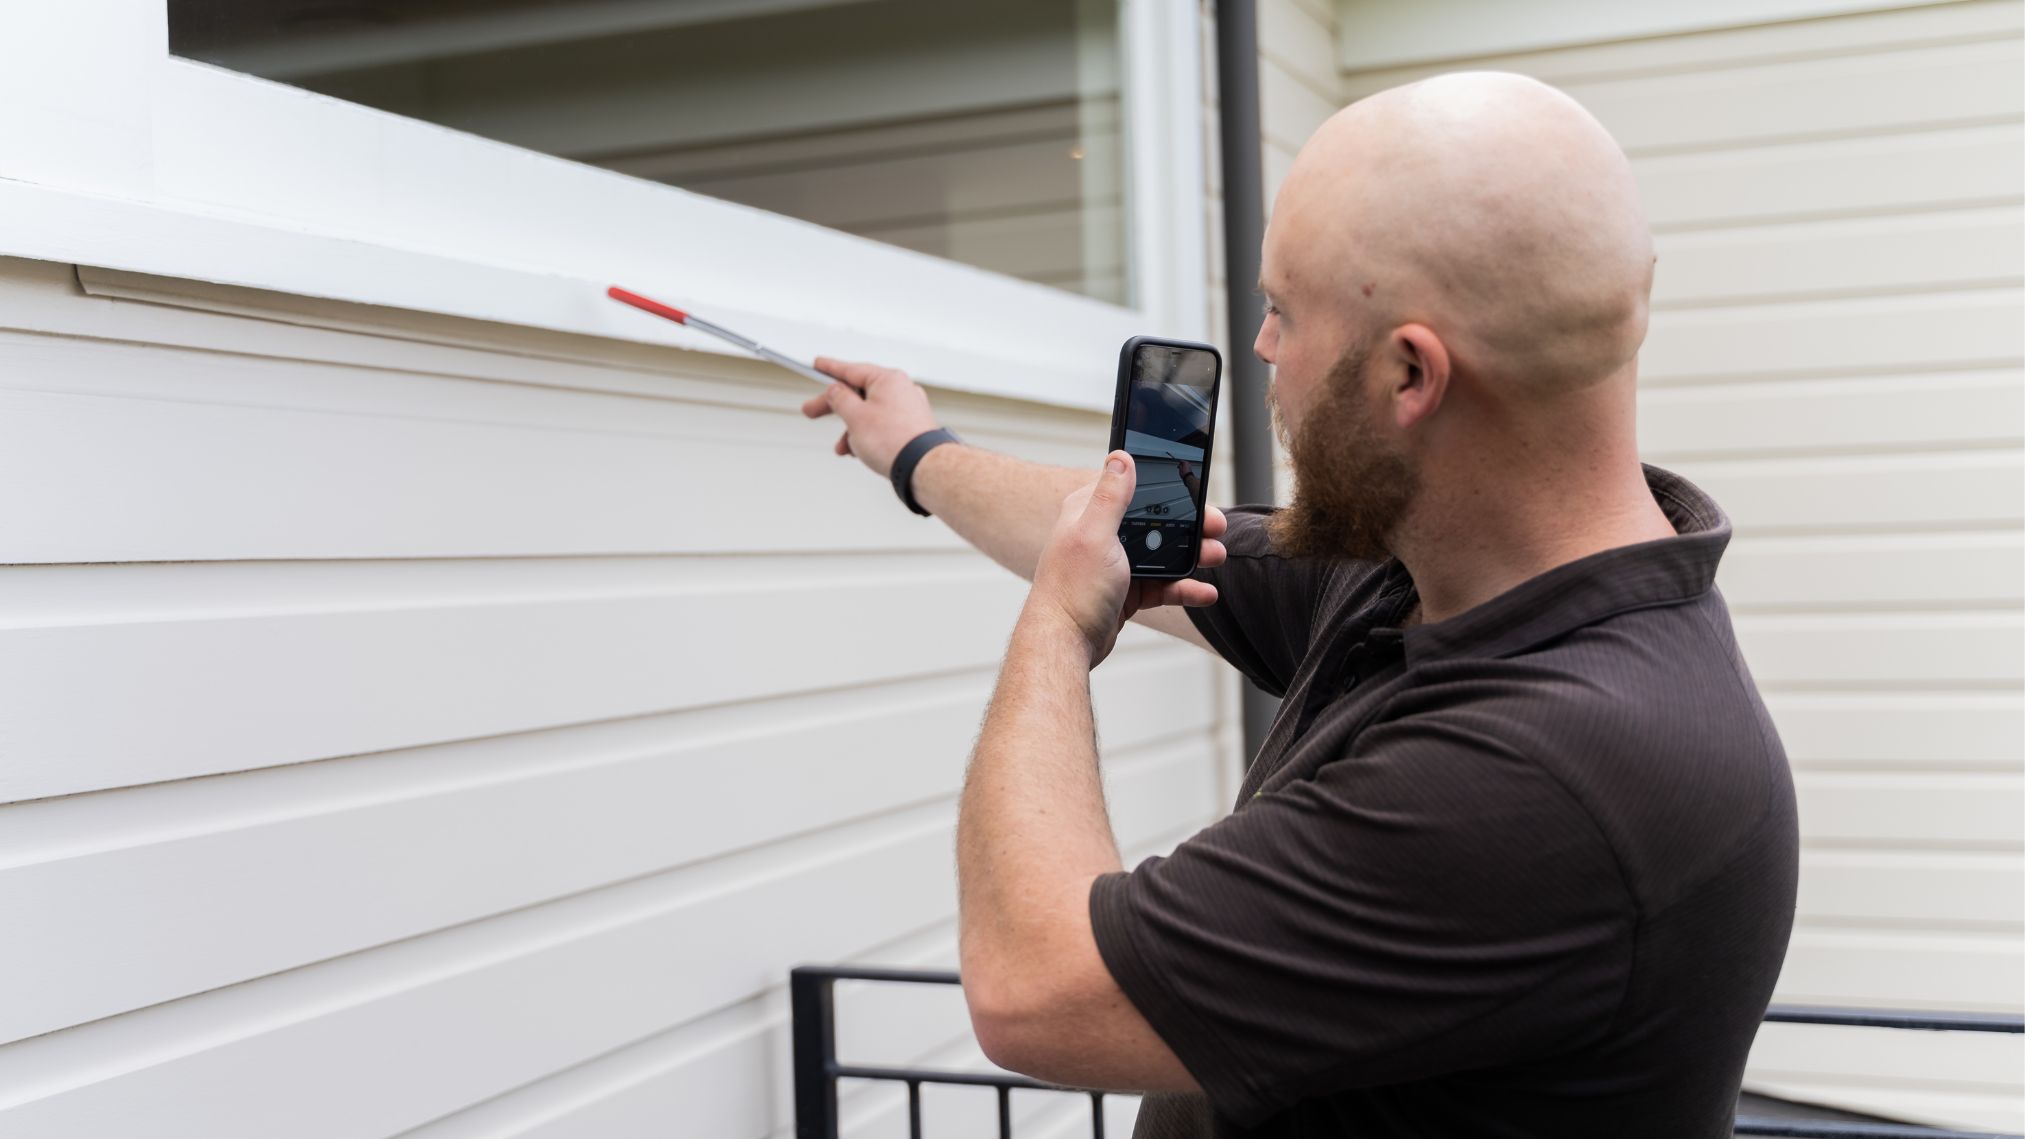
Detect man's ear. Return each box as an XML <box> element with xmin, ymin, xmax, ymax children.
<box><xmin>1390</xmin><ymin>324</ymin><xmax>1450</xmax><ymax>430</ymax></box>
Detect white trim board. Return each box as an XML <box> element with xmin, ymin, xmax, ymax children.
<box><xmin>0</xmin><ymin>5</ymin><xmax>1208</xmax><ymax>414</ymax></box>
<box><xmin>1</xmin><ymin>179</ymin><xmax>1114</xmax><ymax>411</ymax></box>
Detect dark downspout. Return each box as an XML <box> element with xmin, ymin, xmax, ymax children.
<box><xmin>1213</xmin><ymin>0</ymin><xmax>1281</xmax><ymax>765</ymax></box>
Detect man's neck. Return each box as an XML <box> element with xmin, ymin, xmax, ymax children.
<box><xmin>1392</xmin><ymin>458</ymin><xmax>1678</xmax><ymax>625</ymax></box>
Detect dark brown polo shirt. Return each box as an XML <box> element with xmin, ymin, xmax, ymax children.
<box><xmin>1087</xmin><ymin>465</ymin><xmax>1799</xmax><ymax>1138</ymax></box>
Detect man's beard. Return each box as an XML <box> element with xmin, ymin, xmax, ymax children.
<box><xmin>1263</xmin><ymin>337</ymin><xmax>1420</xmax><ymax>563</ymax></box>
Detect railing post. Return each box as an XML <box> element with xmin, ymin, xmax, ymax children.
<box><xmin>790</xmin><ymin>966</ymin><xmax>840</xmax><ymax>1139</ymax></box>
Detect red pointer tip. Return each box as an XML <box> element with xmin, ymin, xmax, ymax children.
<box><xmin>607</xmin><ymin>285</ymin><xmax>690</xmax><ymax>325</ymax></box>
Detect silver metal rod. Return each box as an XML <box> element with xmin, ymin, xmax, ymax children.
<box><xmin>684</xmin><ymin>315</ymin><xmax>835</xmax><ymax>387</ymax></box>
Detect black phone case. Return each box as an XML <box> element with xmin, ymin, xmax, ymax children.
<box><xmin>1106</xmin><ymin>334</ymin><xmax>1223</xmax><ymax>580</ymax></box>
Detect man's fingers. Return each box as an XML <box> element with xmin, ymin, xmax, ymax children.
<box><xmin>1138</xmin><ymin>579</ymin><xmax>1219</xmax><ymax>610</ymax></box>
<box><xmin>1203</xmin><ymin>504</ymin><xmax>1228</xmax><ymax>541</ymax></box>
<box><xmin>1081</xmin><ymin>450</ymin><xmax>1136</xmax><ymax>527</ymax></box>
<box><xmin>1196</xmin><ymin>537</ymin><xmax>1228</xmax><ymax>570</ymax></box>
<box><xmin>822</xmin><ymin>380</ymin><xmax>866</xmax><ymax>425</ymax></box>
<box><xmin>801</xmin><ymin>391</ymin><xmax>832</xmax><ymax>419</ymax></box>
<box><xmin>813</xmin><ymin>356</ymin><xmax>893</xmax><ymax>395</ymax></box>
<box><xmin>812</xmin><ymin>355</ymin><xmax>864</xmax><ymax>388</ymax></box>
<box><xmin>835</xmin><ymin>429</ymin><xmax>852</xmax><ymax>457</ymax></box>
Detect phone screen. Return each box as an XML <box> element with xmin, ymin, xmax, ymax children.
<box><xmin>1118</xmin><ymin>341</ymin><xmax>1218</xmax><ymax>576</ymax></box>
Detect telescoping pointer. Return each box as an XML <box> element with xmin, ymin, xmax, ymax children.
<box><xmin>607</xmin><ymin>285</ymin><xmax>834</xmax><ymax>387</ymax></box>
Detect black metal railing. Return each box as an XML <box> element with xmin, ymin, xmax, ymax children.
<box><xmin>791</xmin><ymin>965</ymin><xmax>1111</xmax><ymax>1139</ymax></box>
<box><xmin>790</xmin><ymin>964</ymin><xmax>2024</xmax><ymax>1139</ymax></box>
<box><xmin>1734</xmin><ymin>1005</ymin><xmax>2023</xmax><ymax>1139</ymax></box>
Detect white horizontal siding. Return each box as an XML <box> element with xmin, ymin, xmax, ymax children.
<box><xmin>0</xmin><ymin>753</ymin><xmax>1210</xmax><ymax>1139</ymax></box>
<box><xmin>0</xmin><ymin>649</ymin><xmax>1214</xmax><ymax>1045</ymax></box>
<box><xmin>1339</xmin><ymin>0</ymin><xmax>2024</xmax><ymax>1128</ymax></box>
<box><xmin>0</xmin><ymin>254</ymin><xmax>1233</xmax><ymax>1134</ymax></box>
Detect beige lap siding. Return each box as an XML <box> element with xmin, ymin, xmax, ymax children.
<box><xmin>0</xmin><ymin>256</ymin><xmax>1239</xmax><ymax>1138</ymax></box>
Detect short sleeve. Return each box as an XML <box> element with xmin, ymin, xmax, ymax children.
<box><xmin>1086</xmin><ymin>696</ymin><xmax>1634</xmax><ymax>1127</ymax></box>
<box><xmin>1184</xmin><ymin>504</ymin><xmax>1334</xmax><ymax>698</ymax></box>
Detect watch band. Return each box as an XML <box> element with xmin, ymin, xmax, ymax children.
<box><xmin>890</xmin><ymin>427</ymin><xmax>962</xmax><ymax>517</ymax></box>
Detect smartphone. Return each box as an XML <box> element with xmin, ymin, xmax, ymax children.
<box><xmin>1107</xmin><ymin>335</ymin><xmax>1222</xmax><ymax>580</ymax></box>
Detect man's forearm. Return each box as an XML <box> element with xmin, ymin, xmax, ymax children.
<box><xmin>910</xmin><ymin>443</ymin><xmax>1091</xmax><ymax>582</ymax></box>
<box><xmin>911</xmin><ymin>442</ymin><xmax>1214</xmax><ymax>651</ymax></box>
<box><xmin>957</xmin><ymin>601</ymin><xmax>1122</xmax><ymax>1021</ymax></box>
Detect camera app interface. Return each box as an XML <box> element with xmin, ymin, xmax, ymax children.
<box><xmin>1120</xmin><ymin>344</ymin><xmax>1216</xmax><ymax>574</ymax></box>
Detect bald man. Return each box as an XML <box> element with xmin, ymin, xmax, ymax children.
<box><xmin>802</xmin><ymin>71</ymin><xmax>1798</xmax><ymax>1138</ymax></box>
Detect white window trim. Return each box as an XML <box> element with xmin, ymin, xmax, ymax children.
<box><xmin>0</xmin><ymin>0</ymin><xmax>1206</xmax><ymax>414</ymax></box>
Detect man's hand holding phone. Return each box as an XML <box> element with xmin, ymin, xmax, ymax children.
<box><xmin>1029</xmin><ymin>451</ymin><xmax>1227</xmax><ymax>668</ymax></box>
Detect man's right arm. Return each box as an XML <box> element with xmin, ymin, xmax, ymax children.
<box><xmin>801</xmin><ymin>357</ymin><xmax>1212</xmax><ymax>653</ymax></box>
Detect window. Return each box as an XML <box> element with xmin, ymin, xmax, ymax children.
<box><xmin>0</xmin><ymin>2</ymin><xmax>1201</xmax><ymax>410</ymax></box>
<box><xmin>169</xmin><ymin>0</ymin><xmax>1134</xmax><ymax>305</ymax></box>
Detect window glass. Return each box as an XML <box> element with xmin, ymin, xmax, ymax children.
<box><xmin>169</xmin><ymin>0</ymin><xmax>1131</xmax><ymax>305</ymax></box>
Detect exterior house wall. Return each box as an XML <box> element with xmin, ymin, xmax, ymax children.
<box><xmin>0</xmin><ymin>251</ymin><xmax>1234</xmax><ymax>1137</ymax></box>
<box><xmin>5</xmin><ymin>0</ymin><xmax>2014</xmax><ymax>1134</ymax></box>
<box><xmin>0</xmin><ymin>4</ymin><xmax>1234</xmax><ymax>1131</ymax></box>
<box><xmin>1332</xmin><ymin>0</ymin><xmax>2024</xmax><ymax>1128</ymax></box>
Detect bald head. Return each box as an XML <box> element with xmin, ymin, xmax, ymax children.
<box><xmin>1268</xmin><ymin>71</ymin><xmax>1654</xmax><ymax>397</ymax></box>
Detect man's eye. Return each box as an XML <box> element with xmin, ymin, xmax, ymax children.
<box><xmin>1262</xmin><ymin>300</ymin><xmax>1279</xmax><ymax>317</ymax></box>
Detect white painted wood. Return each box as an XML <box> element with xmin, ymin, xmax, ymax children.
<box><xmin>1778</xmin><ymin>928</ymin><xmax>2024</xmax><ymax>1010</ymax></box>
<box><xmin>1642</xmin><ymin>289</ymin><xmax>2022</xmax><ymax>384</ymax></box>
<box><xmin>1119</xmin><ymin>0</ymin><xmax>1213</xmax><ymax>339</ymax></box>
<box><xmin>1796</xmin><ymin>772</ymin><xmax>2025</xmax><ymax>847</ymax></box>
<box><xmin>1328</xmin><ymin>0</ymin><xmax>1976</xmax><ymax>70</ymax></box>
<box><xmin>0</xmin><ymin>649</ymin><xmax>1209</xmax><ymax>1043</ymax></box>
<box><xmin>1637</xmin><ymin>121</ymin><xmax>2025</xmax><ymax>232</ymax></box>
<box><xmin>0</xmin><ymin>312</ymin><xmax>1117</xmax><ymax>565</ymax></box>
<box><xmin>0</xmin><ymin>0</ymin><xmax>158</xmax><ymax>198</ymax></box>
<box><xmin>1259</xmin><ymin>50</ymin><xmax>1339</xmax><ymax>151</ymax></box>
<box><xmin>393</xmin><ymin>844</ymin><xmax>1177</xmax><ymax>1139</ymax></box>
<box><xmin>1641</xmin><ymin>371</ymin><xmax>2025</xmax><ymax>458</ymax></box>
<box><xmin>0</xmin><ymin>174</ymin><xmax>1124</xmax><ymax>414</ymax></box>
<box><xmin>1753</xmin><ymin>1020</ymin><xmax>2025</xmax><ymax>1089</ymax></box>
<box><xmin>0</xmin><ymin>260</ymin><xmax>1090</xmax><ymax>445</ymax></box>
<box><xmin>1718</xmin><ymin>532</ymin><xmax>2025</xmax><ymax>610</ymax></box>
<box><xmin>1569</xmin><ymin>38</ymin><xmax>2024</xmax><ymax>157</ymax></box>
<box><xmin>1734</xmin><ymin>612</ymin><xmax>2024</xmax><ymax>688</ymax></box>
<box><xmin>1768</xmin><ymin>693</ymin><xmax>2023</xmax><ymax>768</ymax></box>
<box><xmin>1672</xmin><ymin>452</ymin><xmax>2024</xmax><ymax>533</ymax></box>
<box><xmin>1799</xmin><ymin>850</ymin><xmax>2024</xmax><ymax>928</ymax></box>
<box><xmin>1743</xmin><ymin>1080</ymin><xmax>2023</xmax><ymax>1134</ymax></box>
<box><xmin>1652</xmin><ymin>206</ymin><xmax>2024</xmax><ymax>307</ymax></box>
<box><xmin>1749</xmin><ymin>1023</ymin><xmax>2024</xmax><ymax>1131</ymax></box>
<box><xmin>1257</xmin><ymin>0</ymin><xmax>1338</xmax><ymax>99</ymax></box>
<box><xmin>0</xmin><ymin>0</ymin><xmax>1217</xmax><ymax>410</ymax></box>
<box><xmin>1337</xmin><ymin>0</ymin><xmax>2025</xmax><ymax>95</ymax></box>
<box><xmin>1332</xmin><ymin>0</ymin><xmax>1968</xmax><ymax>72</ymax></box>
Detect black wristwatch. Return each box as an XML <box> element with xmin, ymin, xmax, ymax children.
<box><xmin>890</xmin><ymin>427</ymin><xmax>962</xmax><ymax>517</ymax></box>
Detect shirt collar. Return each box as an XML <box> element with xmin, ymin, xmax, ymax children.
<box><xmin>1374</xmin><ymin>464</ymin><xmax>1731</xmax><ymax>667</ymax></box>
